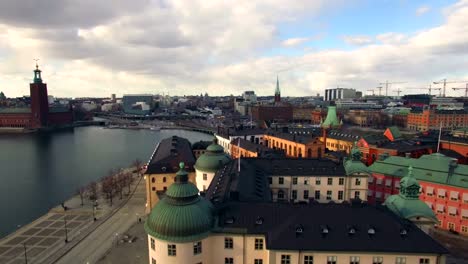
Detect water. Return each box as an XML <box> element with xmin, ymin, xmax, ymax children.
<box><xmin>0</xmin><ymin>127</ymin><xmax>212</xmax><ymax>238</ymax></box>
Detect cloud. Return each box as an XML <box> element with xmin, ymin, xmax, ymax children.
<box><xmin>416</xmin><ymin>5</ymin><xmax>431</xmax><ymax>16</ymax></box>
<box><xmin>0</xmin><ymin>0</ymin><xmax>467</xmax><ymax>98</ymax></box>
<box><xmin>342</xmin><ymin>35</ymin><xmax>374</xmax><ymax>46</ymax></box>
<box><xmin>282</xmin><ymin>37</ymin><xmax>310</xmax><ymax>47</ymax></box>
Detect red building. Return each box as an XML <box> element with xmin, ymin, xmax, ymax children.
<box><xmin>368</xmin><ymin>153</ymin><xmax>468</xmax><ymax>235</ymax></box>
<box><xmin>0</xmin><ymin>64</ymin><xmax>73</xmax><ymax>129</ymax></box>
<box><xmin>407</xmin><ymin>106</ymin><xmax>468</xmax><ymax>131</ymax></box>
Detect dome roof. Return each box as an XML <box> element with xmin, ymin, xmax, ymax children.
<box><xmin>384</xmin><ymin>166</ymin><xmax>437</xmax><ymax>223</ymax></box>
<box><xmin>344</xmin><ymin>143</ymin><xmax>369</xmax><ymax>175</ymax></box>
<box><xmin>194</xmin><ymin>138</ymin><xmax>230</xmax><ymax>172</ymax></box>
<box><xmin>145</xmin><ymin>162</ymin><xmax>214</xmax><ymax>243</ymax></box>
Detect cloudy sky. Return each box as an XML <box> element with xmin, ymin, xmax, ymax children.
<box><xmin>0</xmin><ymin>0</ymin><xmax>468</xmax><ymax>98</ymax></box>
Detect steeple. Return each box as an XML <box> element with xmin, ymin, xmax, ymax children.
<box><xmin>33</xmin><ymin>60</ymin><xmax>43</xmax><ymax>84</ymax></box>
<box><xmin>274</xmin><ymin>75</ymin><xmax>281</xmax><ymax>103</ymax></box>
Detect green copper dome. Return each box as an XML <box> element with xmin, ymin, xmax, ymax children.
<box><xmin>145</xmin><ymin>162</ymin><xmax>214</xmax><ymax>243</ymax></box>
<box><xmin>344</xmin><ymin>143</ymin><xmax>370</xmax><ymax>175</ymax></box>
<box><xmin>321</xmin><ymin>106</ymin><xmax>340</xmax><ymax>129</ymax></box>
<box><xmin>194</xmin><ymin>138</ymin><xmax>230</xmax><ymax>173</ymax></box>
<box><xmin>384</xmin><ymin>166</ymin><xmax>437</xmax><ymax>222</ymax></box>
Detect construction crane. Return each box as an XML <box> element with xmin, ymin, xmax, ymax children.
<box><xmin>393</xmin><ymin>88</ymin><xmax>403</xmax><ymax>96</ymax></box>
<box><xmin>433</xmin><ymin>79</ymin><xmax>468</xmax><ymax>97</ymax></box>
<box><xmin>406</xmin><ymin>85</ymin><xmax>442</xmax><ymax>96</ymax></box>
<box><xmin>379</xmin><ymin>81</ymin><xmax>407</xmax><ymax>96</ymax></box>
<box><xmin>367</xmin><ymin>89</ymin><xmax>375</xmax><ymax>96</ymax></box>
<box><xmin>452</xmin><ymin>83</ymin><xmax>468</xmax><ymax>97</ymax></box>
<box><xmin>376</xmin><ymin>86</ymin><xmax>383</xmax><ymax>96</ymax></box>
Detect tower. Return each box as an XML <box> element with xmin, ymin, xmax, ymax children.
<box><xmin>274</xmin><ymin>76</ymin><xmax>281</xmax><ymax>103</ymax></box>
<box><xmin>30</xmin><ymin>62</ymin><xmax>49</xmax><ymax>128</ymax></box>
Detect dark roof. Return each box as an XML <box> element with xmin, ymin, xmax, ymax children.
<box><xmin>266</xmin><ymin>131</ymin><xmax>320</xmax><ymax>144</ymax></box>
<box><xmin>145</xmin><ymin>136</ymin><xmax>196</xmax><ymax>174</ymax></box>
<box><xmin>216</xmin><ymin>202</ymin><xmax>448</xmax><ymax>254</ymax></box>
<box><xmin>441</xmin><ymin>135</ymin><xmax>468</xmax><ymax>145</ymax></box>
<box><xmin>437</xmin><ymin>149</ymin><xmax>464</xmax><ymax>159</ymax></box>
<box><xmin>245</xmin><ymin>158</ymin><xmax>345</xmax><ymax>176</ymax></box>
<box><xmin>192</xmin><ymin>140</ymin><xmax>212</xmax><ymax>150</ymax></box>
<box><xmin>327</xmin><ymin>130</ymin><xmax>360</xmax><ymax>141</ymax></box>
<box><xmin>379</xmin><ymin>140</ymin><xmax>436</xmax><ymax>152</ymax></box>
<box><xmin>362</xmin><ymin>134</ymin><xmax>389</xmax><ymax>145</ymax></box>
<box><xmin>217</xmin><ymin>127</ymin><xmax>266</xmax><ymax>138</ymax></box>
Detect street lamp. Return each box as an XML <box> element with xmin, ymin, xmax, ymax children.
<box><xmin>93</xmin><ymin>200</ymin><xmax>97</xmax><ymax>221</ymax></box>
<box><xmin>23</xmin><ymin>242</ymin><xmax>28</xmax><ymax>264</ymax></box>
<box><xmin>64</xmin><ymin>215</ymin><xmax>69</xmax><ymax>243</ymax></box>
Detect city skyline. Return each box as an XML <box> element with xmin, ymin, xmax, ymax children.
<box><xmin>0</xmin><ymin>0</ymin><xmax>467</xmax><ymax>98</ymax></box>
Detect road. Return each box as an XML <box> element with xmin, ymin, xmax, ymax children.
<box><xmin>54</xmin><ymin>178</ymin><xmax>146</xmax><ymax>264</ymax></box>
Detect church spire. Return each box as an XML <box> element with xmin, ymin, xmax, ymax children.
<box><xmin>274</xmin><ymin>75</ymin><xmax>281</xmax><ymax>103</ymax></box>
<box><xmin>33</xmin><ymin>59</ymin><xmax>42</xmax><ymax>84</ymax></box>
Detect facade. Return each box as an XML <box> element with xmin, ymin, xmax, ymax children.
<box><xmin>243</xmin><ymin>91</ymin><xmax>257</xmax><ymax>103</ymax></box>
<box><xmin>192</xmin><ymin>140</ymin><xmax>212</xmax><ymax>158</ymax></box>
<box><xmin>440</xmin><ymin>134</ymin><xmax>468</xmax><ymax>164</ymax></box>
<box><xmin>144</xmin><ymin>159</ymin><xmax>448</xmax><ymax>264</ymax></box>
<box><xmin>251</xmin><ymin>105</ymin><xmax>293</xmax><ymax>122</ymax></box>
<box><xmin>215</xmin><ymin>127</ymin><xmax>266</xmax><ymax>155</ymax></box>
<box><xmin>122</xmin><ymin>94</ymin><xmax>153</xmax><ymax>115</ymax></box>
<box><xmin>0</xmin><ymin>65</ymin><xmax>73</xmax><ymax>129</ymax></box>
<box><xmin>407</xmin><ymin>106</ymin><xmax>468</xmax><ymax>131</ymax></box>
<box><xmin>344</xmin><ymin>109</ymin><xmax>388</xmax><ymax>127</ymax></box>
<box><xmin>324</xmin><ymin>131</ymin><xmax>360</xmax><ymax>153</ymax></box>
<box><xmin>263</xmin><ymin>132</ymin><xmax>324</xmax><ymax>158</ymax></box>
<box><xmin>143</xmin><ymin>136</ymin><xmax>196</xmax><ymax>213</ymax></box>
<box><xmin>194</xmin><ymin>138</ymin><xmax>230</xmax><ymax>192</ymax></box>
<box><xmin>324</xmin><ymin>88</ymin><xmax>359</xmax><ymax>101</ymax></box>
<box><xmin>230</xmin><ymin>138</ymin><xmax>279</xmax><ymax>159</ymax></box>
<box><xmin>368</xmin><ymin>153</ymin><xmax>468</xmax><ymax>235</ymax></box>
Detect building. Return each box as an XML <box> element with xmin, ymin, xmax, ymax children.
<box><xmin>122</xmin><ymin>94</ymin><xmax>153</xmax><ymax>115</ymax></box>
<box><xmin>243</xmin><ymin>91</ymin><xmax>257</xmax><ymax>103</ymax></box>
<box><xmin>144</xmin><ymin>162</ymin><xmax>448</xmax><ymax>264</ymax></box>
<box><xmin>407</xmin><ymin>106</ymin><xmax>468</xmax><ymax>131</ymax></box>
<box><xmin>325</xmin><ymin>131</ymin><xmax>360</xmax><ymax>153</ymax></box>
<box><xmin>335</xmin><ymin>100</ymin><xmax>382</xmax><ymax>109</ymax></box>
<box><xmin>194</xmin><ymin>138</ymin><xmax>230</xmax><ymax>192</ymax></box>
<box><xmin>0</xmin><ymin>64</ymin><xmax>73</xmax><ymax>129</ymax></box>
<box><xmin>264</xmin><ymin>132</ymin><xmax>324</xmax><ymax>158</ymax></box>
<box><xmin>192</xmin><ymin>140</ymin><xmax>212</xmax><ymax>158</ymax></box>
<box><xmin>143</xmin><ymin>136</ymin><xmax>196</xmax><ymax>213</ymax></box>
<box><xmin>344</xmin><ymin>109</ymin><xmax>388</xmax><ymax>127</ymax></box>
<box><xmin>440</xmin><ymin>130</ymin><xmax>468</xmax><ymax>164</ymax></box>
<box><xmin>324</xmin><ymin>88</ymin><xmax>360</xmax><ymax>101</ymax></box>
<box><xmin>292</xmin><ymin>106</ymin><xmax>315</xmax><ymax>122</ymax></box>
<box><xmin>215</xmin><ymin>127</ymin><xmax>266</xmax><ymax>155</ymax></box>
<box><xmin>230</xmin><ymin>138</ymin><xmax>283</xmax><ymax>159</ymax></box>
<box><xmin>251</xmin><ymin>105</ymin><xmax>293</xmax><ymax>122</ymax></box>
<box><xmin>368</xmin><ymin>153</ymin><xmax>468</xmax><ymax>235</ymax></box>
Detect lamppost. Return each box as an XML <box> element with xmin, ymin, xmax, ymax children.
<box><xmin>64</xmin><ymin>215</ymin><xmax>68</xmax><ymax>243</ymax></box>
<box><xmin>23</xmin><ymin>242</ymin><xmax>28</xmax><ymax>264</ymax></box>
<box><xmin>93</xmin><ymin>200</ymin><xmax>97</xmax><ymax>221</ymax></box>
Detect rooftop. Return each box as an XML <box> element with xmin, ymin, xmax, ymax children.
<box><xmin>216</xmin><ymin>202</ymin><xmax>448</xmax><ymax>253</ymax></box>
<box><xmin>145</xmin><ymin>136</ymin><xmax>196</xmax><ymax>174</ymax></box>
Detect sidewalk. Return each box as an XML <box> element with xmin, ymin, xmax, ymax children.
<box><xmin>0</xmin><ymin>171</ymin><xmax>142</xmax><ymax>264</ymax></box>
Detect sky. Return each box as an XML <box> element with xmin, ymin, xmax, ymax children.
<box><xmin>0</xmin><ymin>0</ymin><xmax>468</xmax><ymax>98</ymax></box>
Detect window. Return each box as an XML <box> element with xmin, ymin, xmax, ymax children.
<box><xmin>419</xmin><ymin>259</ymin><xmax>430</xmax><ymax>264</ymax></box>
<box><xmin>203</xmin><ymin>173</ymin><xmax>207</xmax><ymax>180</ymax></box>
<box><xmin>315</xmin><ymin>190</ymin><xmax>320</xmax><ymax>200</ymax></box>
<box><xmin>163</xmin><ymin>177</ymin><xmax>166</xmax><ymax>183</ymax></box>
<box><xmin>372</xmin><ymin>256</ymin><xmax>383</xmax><ymax>264</ymax></box>
<box><xmin>304</xmin><ymin>179</ymin><xmax>309</xmax><ymax>185</ymax></box>
<box><xmin>338</xmin><ymin>191</ymin><xmax>344</xmax><ymax>200</ymax></box>
<box><xmin>292</xmin><ymin>190</ymin><xmax>297</xmax><ymax>200</ymax></box>
<box><xmin>151</xmin><ymin>177</ymin><xmax>155</xmax><ymax>183</ymax></box>
<box><xmin>354</xmin><ymin>191</ymin><xmax>360</xmax><ymax>199</ymax></box>
<box><xmin>461</xmin><ymin>226</ymin><xmax>468</xmax><ymax>234</ymax></box>
<box><xmin>326</xmin><ymin>190</ymin><xmax>332</xmax><ymax>200</ymax></box>
<box><xmin>316</xmin><ymin>177</ymin><xmax>321</xmax><ymax>185</ymax></box>
<box><xmin>279</xmin><ymin>177</ymin><xmax>284</xmax><ymax>184</ymax></box>
<box><xmin>327</xmin><ymin>256</ymin><xmax>337</xmax><ymax>264</ymax></box>
<box><xmin>448</xmin><ymin>222</ymin><xmax>455</xmax><ymax>231</ymax></box>
<box><xmin>254</xmin><ymin>260</ymin><xmax>263</xmax><ymax>264</ymax></box>
<box><xmin>355</xmin><ymin>178</ymin><xmax>361</xmax><ymax>186</ymax></box>
<box><xmin>350</xmin><ymin>256</ymin><xmax>360</xmax><ymax>264</ymax></box>
<box><xmin>224</xmin><ymin>237</ymin><xmax>233</xmax><ymax>249</ymax></box>
<box><xmin>225</xmin><ymin>257</ymin><xmax>234</xmax><ymax>264</ymax></box>
<box><xmin>168</xmin><ymin>244</ymin><xmax>176</xmax><ymax>256</ymax></box>
<box><xmin>150</xmin><ymin>238</ymin><xmax>155</xmax><ymax>250</ymax></box>
<box><xmin>278</xmin><ymin>190</ymin><xmax>285</xmax><ymax>199</ymax></box>
<box><xmin>281</xmin><ymin>255</ymin><xmax>291</xmax><ymax>264</ymax></box>
<box><xmin>396</xmin><ymin>257</ymin><xmax>406</xmax><ymax>264</ymax></box>
<box><xmin>327</xmin><ymin>178</ymin><xmax>333</xmax><ymax>185</ymax></box>
<box><xmin>254</xmin><ymin>238</ymin><xmax>263</xmax><ymax>250</ymax></box>
<box><xmin>304</xmin><ymin>255</ymin><xmax>313</xmax><ymax>264</ymax></box>
<box><xmin>151</xmin><ymin>258</ymin><xmax>156</xmax><ymax>264</ymax></box>
<box><xmin>293</xmin><ymin>177</ymin><xmax>298</xmax><ymax>185</ymax></box>
<box><xmin>193</xmin><ymin>241</ymin><xmax>202</xmax><ymax>255</ymax></box>
<box><xmin>339</xmin><ymin>178</ymin><xmax>344</xmax><ymax>185</ymax></box>
<box><xmin>304</xmin><ymin>190</ymin><xmax>309</xmax><ymax>199</ymax></box>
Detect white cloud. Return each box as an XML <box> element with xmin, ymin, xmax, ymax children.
<box><xmin>282</xmin><ymin>37</ymin><xmax>309</xmax><ymax>47</ymax></box>
<box><xmin>0</xmin><ymin>1</ymin><xmax>467</xmax><ymax>98</ymax></box>
<box><xmin>416</xmin><ymin>5</ymin><xmax>431</xmax><ymax>16</ymax></box>
<box><xmin>342</xmin><ymin>35</ymin><xmax>374</xmax><ymax>46</ymax></box>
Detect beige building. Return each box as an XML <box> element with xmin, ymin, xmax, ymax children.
<box><xmin>143</xmin><ymin>136</ymin><xmax>196</xmax><ymax>213</ymax></box>
<box><xmin>145</xmin><ymin>163</ymin><xmax>448</xmax><ymax>264</ymax></box>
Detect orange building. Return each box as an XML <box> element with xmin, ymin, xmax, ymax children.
<box><xmin>263</xmin><ymin>132</ymin><xmax>324</xmax><ymax>158</ymax></box>
<box><xmin>407</xmin><ymin>106</ymin><xmax>468</xmax><ymax>131</ymax></box>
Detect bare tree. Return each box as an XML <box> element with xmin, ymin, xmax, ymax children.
<box><xmin>125</xmin><ymin>172</ymin><xmax>134</xmax><ymax>194</ymax></box>
<box><xmin>87</xmin><ymin>181</ymin><xmax>98</xmax><ymax>201</ymax></box>
<box><xmin>76</xmin><ymin>186</ymin><xmax>86</xmax><ymax>206</ymax></box>
<box><xmin>132</xmin><ymin>159</ymin><xmax>143</xmax><ymax>175</ymax></box>
<box><xmin>101</xmin><ymin>170</ymin><xmax>117</xmax><ymax>206</ymax></box>
<box><xmin>116</xmin><ymin>171</ymin><xmax>126</xmax><ymax>200</ymax></box>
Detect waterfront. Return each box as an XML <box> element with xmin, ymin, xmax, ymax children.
<box><xmin>0</xmin><ymin>126</ymin><xmax>212</xmax><ymax>238</ymax></box>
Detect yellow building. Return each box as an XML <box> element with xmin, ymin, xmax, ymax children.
<box><xmin>264</xmin><ymin>132</ymin><xmax>324</xmax><ymax>158</ymax></box>
<box><xmin>323</xmin><ymin>131</ymin><xmax>360</xmax><ymax>153</ymax></box>
<box><xmin>144</xmin><ymin>136</ymin><xmax>196</xmax><ymax>213</ymax></box>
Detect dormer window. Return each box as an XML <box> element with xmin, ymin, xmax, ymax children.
<box><xmin>400</xmin><ymin>229</ymin><xmax>408</xmax><ymax>236</ymax></box>
<box><xmin>348</xmin><ymin>228</ymin><xmax>356</xmax><ymax>235</ymax></box>
<box><xmin>255</xmin><ymin>217</ymin><xmax>264</xmax><ymax>225</ymax></box>
<box><xmin>295</xmin><ymin>225</ymin><xmax>304</xmax><ymax>234</ymax></box>
<box><xmin>225</xmin><ymin>217</ymin><xmax>235</xmax><ymax>224</ymax></box>
<box><xmin>368</xmin><ymin>228</ymin><xmax>375</xmax><ymax>235</ymax></box>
